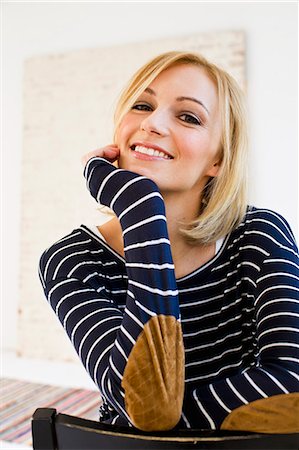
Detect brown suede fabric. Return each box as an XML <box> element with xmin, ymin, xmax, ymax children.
<box><xmin>121</xmin><ymin>315</ymin><xmax>185</xmax><ymax>431</ymax></box>
<box><xmin>220</xmin><ymin>393</ymin><xmax>299</xmax><ymax>433</ymax></box>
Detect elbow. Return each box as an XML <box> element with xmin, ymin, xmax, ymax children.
<box><xmin>121</xmin><ymin>315</ymin><xmax>185</xmax><ymax>431</ymax></box>
<box><xmin>126</xmin><ymin>393</ymin><xmax>183</xmax><ymax>432</ymax></box>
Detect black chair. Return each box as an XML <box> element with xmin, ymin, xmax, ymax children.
<box><xmin>31</xmin><ymin>408</ymin><xmax>299</xmax><ymax>450</ymax></box>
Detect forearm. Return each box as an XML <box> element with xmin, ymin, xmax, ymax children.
<box><xmin>84</xmin><ymin>157</ymin><xmax>185</xmax><ymax>430</ymax></box>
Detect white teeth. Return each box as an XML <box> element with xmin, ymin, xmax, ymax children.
<box><xmin>133</xmin><ymin>145</ymin><xmax>171</xmax><ymax>159</ymax></box>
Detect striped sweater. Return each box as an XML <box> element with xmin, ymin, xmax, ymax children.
<box><xmin>39</xmin><ymin>157</ymin><xmax>299</xmax><ymax>431</ymax></box>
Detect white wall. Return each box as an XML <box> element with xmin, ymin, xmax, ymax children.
<box><xmin>2</xmin><ymin>2</ymin><xmax>298</xmax><ymax>352</ymax></box>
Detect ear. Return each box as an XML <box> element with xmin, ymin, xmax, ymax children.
<box><xmin>206</xmin><ymin>159</ymin><xmax>221</xmax><ymax>178</ymax></box>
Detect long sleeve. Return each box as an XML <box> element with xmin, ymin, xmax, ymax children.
<box><xmin>39</xmin><ymin>157</ymin><xmax>184</xmax><ymax>431</ymax></box>
<box><xmin>186</xmin><ymin>210</ymin><xmax>299</xmax><ymax>432</ymax></box>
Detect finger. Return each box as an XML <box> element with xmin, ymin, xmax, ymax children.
<box><xmin>81</xmin><ymin>146</ymin><xmax>120</xmax><ymax>166</ymax></box>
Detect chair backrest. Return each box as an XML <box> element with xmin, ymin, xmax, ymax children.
<box><xmin>31</xmin><ymin>408</ymin><xmax>299</xmax><ymax>450</ymax></box>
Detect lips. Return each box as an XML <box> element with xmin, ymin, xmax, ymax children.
<box><xmin>130</xmin><ymin>142</ymin><xmax>173</xmax><ymax>160</ymax></box>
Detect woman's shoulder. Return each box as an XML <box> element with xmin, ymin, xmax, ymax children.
<box><xmin>235</xmin><ymin>205</ymin><xmax>298</xmax><ymax>255</ymax></box>
<box><xmin>38</xmin><ymin>225</ymin><xmax>117</xmax><ymax>285</ymax></box>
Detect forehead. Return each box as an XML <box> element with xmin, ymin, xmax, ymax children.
<box><xmin>146</xmin><ymin>64</ymin><xmax>219</xmax><ymax>115</ymax></box>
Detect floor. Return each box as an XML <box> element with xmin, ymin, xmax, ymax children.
<box><xmin>1</xmin><ymin>351</ymin><xmax>99</xmax><ymax>449</ymax></box>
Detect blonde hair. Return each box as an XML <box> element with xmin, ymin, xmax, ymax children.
<box><xmin>113</xmin><ymin>51</ymin><xmax>248</xmax><ymax>245</ymax></box>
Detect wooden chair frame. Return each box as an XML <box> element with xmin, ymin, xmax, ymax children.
<box><xmin>31</xmin><ymin>408</ymin><xmax>299</xmax><ymax>449</ymax></box>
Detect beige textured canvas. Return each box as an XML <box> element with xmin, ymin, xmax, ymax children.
<box><xmin>19</xmin><ymin>31</ymin><xmax>246</xmax><ymax>362</ymax></box>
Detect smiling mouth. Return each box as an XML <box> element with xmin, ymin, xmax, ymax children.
<box><xmin>130</xmin><ymin>144</ymin><xmax>173</xmax><ymax>160</ymax></box>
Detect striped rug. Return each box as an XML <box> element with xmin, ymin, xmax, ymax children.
<box><xmin>0</xmin><ymin>378</ymin><xmax>101</xmax><ymax>447</ymax></box>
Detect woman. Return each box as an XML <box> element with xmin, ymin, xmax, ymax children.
<box><xmin>39</xmin><ymin>51</ymin><xmax>299</xmax><ymax>432</ymax></box>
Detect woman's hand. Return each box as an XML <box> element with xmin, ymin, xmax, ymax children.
<box><xmin>81</xmin><ymin>145</ymin><xmax>120</xmax><ymax>167</ymax></box>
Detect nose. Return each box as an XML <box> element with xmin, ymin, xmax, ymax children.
<box><xmin>140</xmin><ymin>109</ymin><xmax>169</xmax><ymax>136</ymax></box>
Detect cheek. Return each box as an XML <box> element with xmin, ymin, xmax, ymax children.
<box><xmin>116</xmin><ymin>115</ymin><xmax>139</xmax><ymax>148</ymax></box>
<box><xmin>177</xmin><ymin>133</ymin><xmax>210</xmax><ymax>160</ymax></box>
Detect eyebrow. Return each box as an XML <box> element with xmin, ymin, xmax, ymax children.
<box><xmin>144</xmin><ymin>87</ymin><xmax>210</xmax><ymax>115</ymax></box>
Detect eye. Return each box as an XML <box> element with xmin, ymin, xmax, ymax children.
<box><xmin>131</xmin><ymin>103</ymin><xmax>153</xmax><ymax>112</ymax></box>
<box><xmin>179</xmin><ymin>113</ymin><xmax>201</xmax><ymax>126</ymax></box>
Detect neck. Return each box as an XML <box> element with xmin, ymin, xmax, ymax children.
<box><xmin>162</xmin><ymin>191</ymin><xmax>201</xmax><ymax>257</ymax></box>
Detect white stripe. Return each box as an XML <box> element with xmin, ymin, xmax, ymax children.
<box><xmin>259</xmin><ymin>367</ymin><xmax>289</xmax><ymax>394</ymax></box>
<box><xmin>186</xmin><ymin>360</ymin><xmax>244</xmax><ymax>383</ymax></box>
<box><xmin>85</xmin><ymin>326</ymin><xmax>119</xmax><ymax>370</ymax></box>
<box><xmin>90</xmin><ymin>249</ymin><xmax>104</xmax><ymax>254</ymax></box>
<box><xmin>237</xmin><ymin>261</ymin><xmax>260</xmax><ymax>272</ymax></box>
<box><xmin>226</xmin><ymin>379</ymin><xmax>248</xmax><ymax>404</ymax></box>
<box><xmin>185</xmin><ymin>330</ymin><xmax>242</xmax><ymax>353</ymax></box>
<box><xmin>52</xmin><ymin>250</ymin><xmax>91</xmax><ymax>279</ymax></box>
<box><xmin>55</xmin><ymin>289</ymin><xmax>96</xmax><ymax>314</ymax></box>
<box><xmin>109</xmin><ymin>175</ymin><xmax>149</xmax><ymax>210</ymax></box>
<box><xmin>126</xmin><ymin>262</ymin><xmax>174</xmax><ymax>270</ymax></box>
<box><xmin>106</xmin><ymin>377</ymin><xmax>131</xmax><ymax>423</ymax></box>
<box><xmin>212</xmin><ymin>261</ymin><xmax>230</xmax><ymax>271</ymax></box>
<box><xmin>129</xmin><ymin>279</ymin><xmax>178</xmax><ymax>296</ymax></box>
<box><xmin>86</xmin><ymin>166</ymin><xmax>96</xmax><ymax>188</ymax></box>
<box><xmin>110</xmin><ymin>175</ymin><xmax>147</xmax><ymax>209</ymax></box>
<box><xmin>127</xmin><ymin>290</ymin><xmax>135</xmax><ymax>299</ymax></box>
<box><xmin>67</xmin><ymin>260</ymin><xmax>117</xmax><ymax>277</ymax></box>
<box><xmin>249</xmin><ymin>218</ymin><xmax>294</xmax><ymax>246</ymax></box>
<box><xmin>71</xmin><ymin>307</ymin><xmax>118</xmax><ymax>343</ymax></box>
<box><xmin>244</xmin><ymin>231</ymin><xmax>297</xmax><ymax>256</ymax></box>
<box><xmin>123</xmin><ymin>215</ymin><xmax>167</xmax><ymax>236</ymax></box>
<box><xmin>96</xmin><ymin>286</ymin><xmax>106</xmax><ymax>293</ymax></box>
<box><xmin>63</xmin><ymin>299</ymin><xmax>112</xmax><ymax>327</ymax></box>
<box><xmin>47</xmin><ymin>278</ymin><xmax>78</xmax><ymax>301</ymax></box>
<box><xmin>135</xmin><ymin>300</ymin><xmax>156</xmax><ymax>317</ymax></box>
<box><xmin>109</xmin><ymin>355</ymin><xmax>123</xmax><ymax>381</ymax></box>
<box><xmin>124</xmin><ymin>238</ymin><xmax>170</xmax><ymax>252</ymax></box>
<box><xmin>38</xmin><ymin>266</ymin><xmax>46</xmax><ymax>288</ymax></box>
<box><xmin>209</xmin><ymin>385</ymin><xmax>231</xmax><ymax>413</ymax></box>
<box><xmin>107</xmin><ymin>274</ymin><xmax>128</xmax><ymax>280</ymax></box>
<box><xmin>260</xmin><ymin>342</ymin><xmax>299</xmax><ymax>353</ymax></box>
<box><xmin>120</xmin><ymin>325</ymin><xmax>136</xmax><ymax>345</ymax></box>
<box><xmin>111</xmin><ymin>415</ymin><xmax>120</xmax><ymax>425</ymax></box>
<box><xmin>246</xmin><ymin>209</ymin><xmax>295</xmax><ymax>239</ymax></box>
<box><xmin>184</xmin><ymin>314</ymin><xmax>242</xmax><ymax>338</ymax></box>
<box><xmin>84</xmin><ymin>156</ymin><xmax>107</xmax><ymax>179</ymax></box>
<box><xmin>243</xmin><ymin>372</ymin><xmax>268</xmax><ymax>398</ymax></box>
<box><xmin>257</xmin><ymin>272</ymin><xmax>299</xmax><ymax>284</ymax></box>
<box><xmin>118</xmin><ymin>192</ymin><xmax>163</xmax><ymax>220</ymax></box>
<box><xmin>43</xmin><ymin>239</ymin><xmax>92</xmax><ymax>280</ymax></box>
<box><xmin>255</xmin><ymin>285</ymin><xmax>299</xmax><ymax>306</ymax></box>
<box><xmin>241</xmin><ymin>277</ymin><xmax>257</xmax><ymax>287</ymax></box>
<box><xmin>181</xmin><ymin>412</ymin><xmax>191</xmax><ymax>428</ymax></box>
<box><xmin>182</xmin><ymin>300</ymin><xmax>242</xmax><ymax>323</ymax></box>
<box><xmin>264</xmin><ymin>258</ymin><xmax>299</xmax><ymax>270</ymax></box>
<box><xmin>192</xmin><ymin>390</ymin><xmax>216</xmax><ymax>429</ymax></box>
<box><xmin>239</xmin><ymin>245</ymin><xmax>270</xmax><ymax>256</ymax></box>
<box><xmin>83</xmin><ymin>272</ymin><xmax>98</xmax><ymax>282</ymax></box>
<box><xmin>258</xmin><ymin>312</ymin><xmax>299</xmax><ymax>327</ymax></box>
<box><xmin>186</xmin><ymin>345</ymin><xmax>242</xmax><ymax>367</ymax></box>
<box><xmin>179</xmin><ymin>278</ymin><xmax>227</xmax><ymax>293</ymax></box>
<box><xmin>93</xmin><ymin>343</ymin><xmax>114</xmax><ymax>381</ymax></box>
<box><xmin>259</xmin><ymin>327</ymin><xmax>299</xmax><ymax>339</ymax></box>
<box><xmin>115</xmin><ymin>339</ymin><xmax>128</xmax><ymax>362</ymax></box>
<box><xmin>96</xmin><ymin>169</ymin><xmax>119</xmax><ymax>202</ymax></box>
<box><xmin>180</xmin><ymin>293</ymin><xmax>224</xmax><ymax>309</ymax></box>
<box><xmin>78</xmin><ymin>316</ymin><xmax>121</xmax><ymax>358</ymax></box>
<box><xmin>287</xmin><ymin>370</ymin><xmax>299</xmax><ymax>381</ymax></box>
<box><xmin>278</xmin><ymin>357</ymin><xmax>299</xmax><ymax>364</ymax></box>
<box><xmin>257</xmin><ymin>299</ymin><xmax>299</xmax><ymax>318</ymax></box>
<box><xmin>124</xmin><ymin>307</ymin><xmax>143</xmax><ymax>329</ymax></box>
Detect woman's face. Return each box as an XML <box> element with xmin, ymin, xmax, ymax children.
<box><xmin>117</xmin><ymin>64</ymin><xmax>222</xmax><ymax>197</ymax></box>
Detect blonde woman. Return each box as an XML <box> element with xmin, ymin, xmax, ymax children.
<box><xmin>39</xmin><ymin>52</ymin><xmax>299</xmax><ymax>433</ymax></box>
